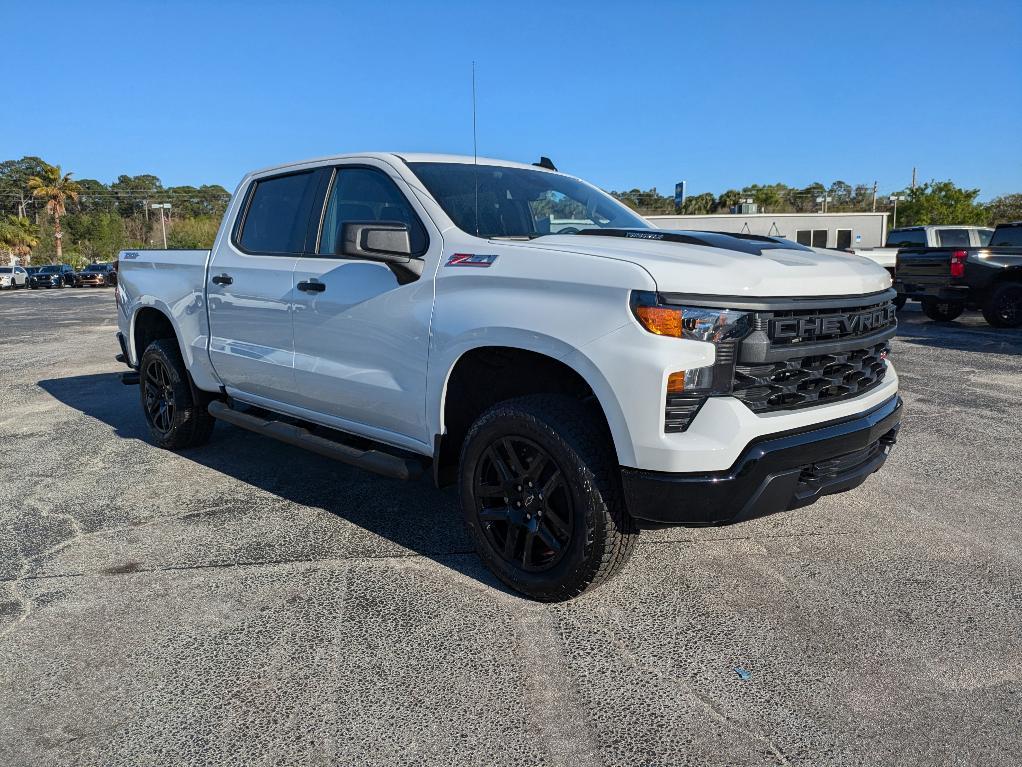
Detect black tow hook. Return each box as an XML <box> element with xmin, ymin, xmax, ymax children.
<box><xmin>121</xmin><ymin>371</ymin><xmax>140</xmax><ymax>386</ymax></box>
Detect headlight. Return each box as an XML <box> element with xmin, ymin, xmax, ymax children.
<box><xmin>631</xmin><ymin>291</ymin><xmax>753</xmax><ymax>432</ymax></box>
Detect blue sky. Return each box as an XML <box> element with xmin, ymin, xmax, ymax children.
<box><xmin>3</xmin><ymin>0</ymin><xmax>1020</xmax><ymax>199</ymax></box>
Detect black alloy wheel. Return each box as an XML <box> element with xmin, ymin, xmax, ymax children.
<box><xmin>921</xmin><ymin>297</ymin><xmax>964</xmax><ymax>322</ymax></box>
<box><xmin>474</xmin><ymin>436</ymin><xmax>573</xmax><ymax>572</ymax></box>
<box><xmin>982</xmin><ymin>283</ymin><xmax>1022</xmax><ymax>328</ymax></box>
<box><xmin>143</xmin><ymin>357</ymin><xmax>176</xmax><ymax>436</ymax></box>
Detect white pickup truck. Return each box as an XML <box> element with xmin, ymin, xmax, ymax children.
<box><xmin>115</xmin><ymin>153</ymin><xmax>902</xmax><ymax>600</ymax></box>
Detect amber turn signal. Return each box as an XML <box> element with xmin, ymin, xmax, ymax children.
<box><xmin>666</xmin><ymin>371</ymin><xmax>686</xmax><ymax>394</ymax></box>
<box><xmin>634</xmin><ymin>305</ymin><xmax>683</xmax><ymax>337</ymax></box>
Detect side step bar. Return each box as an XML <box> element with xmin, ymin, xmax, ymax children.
<box><xmin>207</xmin><ymin>400</ymin><xmax>424</xmax><ymax>481</ymax></box>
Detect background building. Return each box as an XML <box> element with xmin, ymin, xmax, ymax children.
<box><xmin>647</xmin><ymin>212</ymin><xmax>889</xmax><ymax>249</ymax></box>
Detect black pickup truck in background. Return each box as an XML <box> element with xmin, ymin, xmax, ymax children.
<box><xmin>895</xmin><ymin>222</ymin><xmax>1022</xmax><ymax>327</ymax></box>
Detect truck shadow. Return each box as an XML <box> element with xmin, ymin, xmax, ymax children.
<box><xmin>894</xmin><ymin>306</ymin><xmax>1022</xmax><ymax>356</ymax></box>
<box><xmin>37</xmin><ymin>372</ymin><xmax>514</xmax><ymax>596</ymax></box>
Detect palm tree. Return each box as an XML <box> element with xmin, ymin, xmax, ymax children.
<box><xmin>0</xmin><ymin>216</ymin><xmax>40</xmax><ymax>263</ymax></box>
<box><xmin>28</xmin><ymin>164</ymin><xmax>79</xmax><ymax>261</ymax></box>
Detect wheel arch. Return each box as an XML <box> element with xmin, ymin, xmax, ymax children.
<box><xmin>430</xmin><ymin>334</ymin><xmax>634</xmax><ymax>487</ymax></box>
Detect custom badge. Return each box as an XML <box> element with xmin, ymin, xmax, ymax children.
<box><xmin>445</xmin><ymin>253</ymin><xmax>498</xmax><ymax>268</ymax></box>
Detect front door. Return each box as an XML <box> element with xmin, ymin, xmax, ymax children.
<box><xmin>207</xmin><ymin>167</ymin><xmax>327</xmax><ymax>403</ymax></box>
<box><xmin>291</xmin><ymin>164</ymin><xmax>437</xmax><ymax>448</ymax></box>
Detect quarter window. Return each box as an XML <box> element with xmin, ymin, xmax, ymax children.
<box><xmin>238</xmin><ymin>171</ymin><xmax>320</xmax><ymax>254</ymax></box>
<box><xmin>319</xmin><ymin>168</ymin><xmax>427</xmax><ymax>256</ymax></box>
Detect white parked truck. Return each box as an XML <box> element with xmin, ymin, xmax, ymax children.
<box><xmin>115</xmin><ymin>153</ymin><xmax>902</xmax><ymax>600</ymax></box>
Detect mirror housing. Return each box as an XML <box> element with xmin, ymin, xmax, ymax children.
<box><xmin>341</xmin><ymin>221</ymin><xmax>412</xmax><ymax>262</ymax></box>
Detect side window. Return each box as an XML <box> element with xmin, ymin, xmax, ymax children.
<box><xmin>976</xmin><ymin>228</ymin><xmax>994</xmax><ymax>246</ymax></box>
<box><xmin>811</xmin><ymin>230</ymin><xmax>828</xmax><ymax>248</ymax></box>
<box><xmin>319</xmin><ymin>167</ymin><xmax>427</xmax><ymax>256</ymax></box>
<box><xmin>936</xmin><ymin>229</ymin><xmax>971</xmax><ymax>247</ymax></box>
<box><xmin>835</xmin><ymin>229</ymin><xmax>852</xmax><ymax>250</ymax></box>
<box><xmin>796</xmin><ymin>230</ymin><xmax>811</xmax><ymax>246</ymax></box>
<box><xmin>238</xmin><ymin>171</ymin><xmax>319</xmax><ymax>254</ymax></box>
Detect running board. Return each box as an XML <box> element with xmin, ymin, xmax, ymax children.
<box><xmin>207</xmin><ymin>400</ymin><xmax>424</xmax><ymax>481</ymax></box>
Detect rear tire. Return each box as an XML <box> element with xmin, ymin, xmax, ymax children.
<box><xmin>458</xmin><ymin>394</ymin><xmax>637</xmax><ymax>601</ymax></box>
<box><xmin>139</xmin><ymin>338</ymin><xmax>215</xmax><ymax>449</ymax></box>
<box><xmin>921</xmin><ymin>297</ymin><xmax>964</xmax><ymax>322</ymax></box>
<box><xmin>981</xmin><ymin>283</ymin><xmax>1022</xmax><ymax>328</ymax></box>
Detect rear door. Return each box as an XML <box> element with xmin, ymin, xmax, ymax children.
<box><xmin>290</xmin><ymin>162</ymin><xmax>437</xmax><ymax>447</ymax></box>
<box><xmin>207</xmin><ymin>167</ymin><xmax>328</xmax><ymax>403</ymax></box>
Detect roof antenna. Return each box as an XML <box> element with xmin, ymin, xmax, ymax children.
<box><xmin>472</xmin><ymin>60</ymin><xmax>480</xmax><ymax>237</ymax></box>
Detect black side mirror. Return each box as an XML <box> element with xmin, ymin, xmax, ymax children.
<box><xmin>341</xmin><ymin>221</ymin><xmax>412</xmax><ymax>262</ymax></box>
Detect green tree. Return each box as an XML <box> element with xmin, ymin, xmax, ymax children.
<box><xmin>896</xmin><ymin>180</ymin><xmax>987</xmax><ymax>227</ymax></box>
<box><xmin>0</xmin><ymin>156</ymin><xmax>49</xmax><ymax>218</ymax></box>
<box><xmin>167</xmin><ymin>216</ymin><xmax>220</xmax><ymax>249</ymax></box>
<box><xmin>714</xmin><ymin>189</ymin><xmax>742</xmax><ymax>212</ymax></box>
<box><xmin>0</xmin><ymin>215</ymin><xmax>40</xmax><ymax>263</ymax></box>
<box><xmin>986</xmin><ymin>194</ymin><xmax>1022</xmax><ymax>225</ymax></box>
<box><xmin>28</xmin><ymin>164</ymin><xmax>80</xmax><ymax>261</ymax></box>
<box><xmin>681</xmin><ymin>192</ymin><xmax>715</xmax><ymax>215</ymax></box>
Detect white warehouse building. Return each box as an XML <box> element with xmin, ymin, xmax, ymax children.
<box><xmin>647</xmin><ymin>212</ymin><xmax>889</xmax><ymax>250</ymax></box>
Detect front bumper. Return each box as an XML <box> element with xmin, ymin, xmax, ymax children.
<box><xmin>621</xmin><ymin>395</ymin><xmax>902</xmax><ymax>526</ymax></box>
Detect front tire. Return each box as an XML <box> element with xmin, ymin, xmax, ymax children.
<box><xmin>921</xmin><ymin>297</ymin><xmax>964</xmax><ymax>322</ymax></box>
<box><xmin>982</xmin><ymin>283</ymin><xmax>1022</xmax><ymax>328</ymax></box>
<box><xmin>139</xmin><ymin>338</ymin><xmax>215</xmax><ymax>449</ymax></box>
<box><xmin>458</xmin><ymin>395</ymin><xmax>637</xmax><ymax>601</ymax></box>
<box><xmin>893</xmin><ymin>293</ymin><xmax>907</xmax><ymax>311</ymax></box>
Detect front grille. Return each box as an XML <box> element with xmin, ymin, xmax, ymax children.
<box><xmin>767</xmin><ymin>298</ymin><xmax>895</xmax><ymax>347</ymax></box>
<box><xmin>733</xmin><ymin>342</ymin><xmax>889</xmax><ymax>413</ymax></box>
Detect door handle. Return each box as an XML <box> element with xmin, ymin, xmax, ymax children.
<box><xmin>211</xmin><ymin>273</ymin><xmax>233</xmax><ymax>286</ymax></box>
<box><xmin>297</xmin><ymin>280</ymin><xmax>326</xmax><ymax>293</ymax></box>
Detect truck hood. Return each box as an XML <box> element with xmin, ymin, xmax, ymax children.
<box><xmin>529</xmin><ymin>230</ymin><xmax>892</xmax><ymax>297</ymax></box>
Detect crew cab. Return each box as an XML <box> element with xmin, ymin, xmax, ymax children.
<box><xmin>115</xmin><ymin>153</ymin><xmax>902</xmax><ymax>600</ymax></box>
<box><xmin>895</xmin><ymin>222</ymin><xmax>1022</xmax><ymax>326</ymax></box>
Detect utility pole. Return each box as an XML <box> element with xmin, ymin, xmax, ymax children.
<box><xmin>871</xmin><ymin>181</ymin><xmax>877</xmax><ymax>212</ymax></box>
<box><xmin>816</xmin><ymin>194</ymin><xmax>832</xmax><ymax>214</ymax></box>
<box><xmin>889</xmin><ymin>195</ymin><xmax>907</xmax><ymax>229</ymax></box>
<box><xmin>911</xmin><ymin>167</ymin><xmax>917</xmax><ymax>190</ymax></box>
<box><xmin>151</xmin><ymin>203</ymin><xmax>171</xmax><ymax>248</ymax></box>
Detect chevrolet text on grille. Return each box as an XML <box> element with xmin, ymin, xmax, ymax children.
<box><xmin>770</xmin><ymin>305</ymin><xmax>896</xmax><ymax>341</ymax></box>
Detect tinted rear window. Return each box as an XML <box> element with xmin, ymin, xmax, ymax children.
<box><xmin>886</xmin><ymin>229</ymin><xmax>926</xmax><ymax>247</ymax></box>
<box><xmin>990</xmin><ymin>224</ymin><xmax>1022</xmax><ymax>247</ymax></box>
<box><xmin>238</xmin><ymin>171</ymin><xmax>320</xmax><ymax>254</ymax></box>
<box><xmin>936</xmin><ymin>229</ymin><xmax>971</xmax><ymax>247</ymax></box>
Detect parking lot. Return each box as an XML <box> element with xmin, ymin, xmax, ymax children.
<box><xmin>0</xmin><ymin>288</ymin><xmax>1020</xmax><ymax>766</ymax></box>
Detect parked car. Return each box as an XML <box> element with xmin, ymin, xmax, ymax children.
<box><xmin>853</xmin><ymin>225</ymin><xmax>994</xmax><ymax>309</ymax></box>
<box><xmin>0</xmin><ymin>265</ymin><xmax>29</xmax><ymax>290</ymax></box>
<box><xmin>895</xmin><ymin>222</ymin><xmax>1022</xmax><ymax>326</ymax></box>
<box><xmin>115</xmin><ymin>152</ymin><xmax>901</xmax><ymax>600</ymax></box>
<box><xmin>78</xmin><ymin>262</ymin><xmax>117</xmax><ymax>287</ymax></box>
<box><xmin>30</xmin><ymin>264</ymin><xmax>80</xmax><ymax>289</ymax></box>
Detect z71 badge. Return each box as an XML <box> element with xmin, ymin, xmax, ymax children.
<box><xmin>445</xmin><ymin>253</ymin><xmax>498</xmax><ymax>268</ymax></box>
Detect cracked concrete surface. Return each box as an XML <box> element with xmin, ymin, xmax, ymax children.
<box><xmin>1</xmin><ymin>289</ymin><xmax>1020</xmax><ymax>766</ymax></box>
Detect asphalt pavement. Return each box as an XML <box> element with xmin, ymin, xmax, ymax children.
<box><xmin>1</xmin><ymin>288</ymin><xmax>1020</xmax><ymax>766</ymax></box>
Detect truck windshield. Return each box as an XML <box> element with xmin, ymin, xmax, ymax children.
<box><xmin>408</xmin><ymin>162</ymin><xmax>650</xmax><ymax>238</ymax></box>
